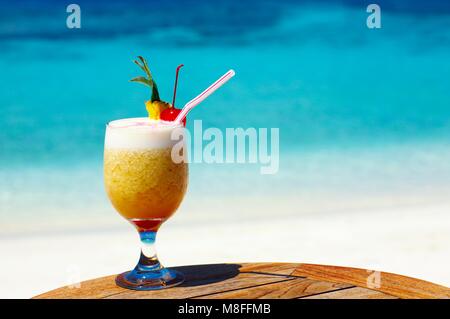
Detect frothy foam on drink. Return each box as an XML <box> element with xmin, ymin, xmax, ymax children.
<box><xmin>105</xmin><ymin>118</ymin><xmax>182</xmax><ymax>149</ymax></box>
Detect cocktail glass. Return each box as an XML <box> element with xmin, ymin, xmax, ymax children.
<box><xmin>104</xmin><ymin>118</ymin><xmax>187</xmax><ymax>290</ymax></box>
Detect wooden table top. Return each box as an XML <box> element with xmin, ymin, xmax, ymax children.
<box><xmin>34</xmin><ymin>263</ymin><xmax>450</xmax><ymax>299</ymax></box>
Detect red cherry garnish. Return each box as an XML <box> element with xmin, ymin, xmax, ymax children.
<box><xmin>160</xmin><ymin>107</ymin><xmax>186</xmax><ymax>126</ymax></box>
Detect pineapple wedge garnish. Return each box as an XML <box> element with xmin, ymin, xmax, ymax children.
<box><xmin>145</xmin><ymin>100</ymin><xmax>171</xmax><ymax>120</ymax></box>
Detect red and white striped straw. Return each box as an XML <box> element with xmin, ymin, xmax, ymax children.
<box><xmin>174</xmin><ymin>69</ymin><xmax>235</xmax><ymax>124</ymax></box>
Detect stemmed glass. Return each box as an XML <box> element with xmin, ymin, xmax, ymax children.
<box><xmin>104</xmin><ymin>118</ymin><xmax>187</xmax><ymax>290</ymax></box>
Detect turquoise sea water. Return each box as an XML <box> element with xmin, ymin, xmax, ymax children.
<box><xmin>1</xmin><ymin>1</ymin><xmax>450</xmax><ymax>229</ymax></box>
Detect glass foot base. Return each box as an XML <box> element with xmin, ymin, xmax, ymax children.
<box><xmin>116</xmin><ymin>268</ymin><xmax>184</xmax><ymax>291</ymax></box>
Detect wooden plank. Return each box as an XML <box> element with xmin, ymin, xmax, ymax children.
<box><xmin>238</xmin><ymin>262</ymin><xmax>302</xmax><ymax>276</ymax></box>
<box><xmin>195</xmin><ymin>278</ymin><xmax>352</xmax><ymax>299</ymax></box>
<box><xmin>35</xmin><ymin>263</ymin><xmax>299</xmax><ymax>299</ymax></box>
<box><xmin>106</xmin><ymin>263</ymin><xmax>300</xmax><ymax>299</ymax></box>
<box><xmin>34</xmin><ymin>274</ymin><xmax>121</xmax><ymax>299</ymax></box>
<box><xmin>302</xmin><ymin>287</ymin><xmax>398</xmax><ymax>299</ymax></box>
<box><xmin>292</xmin><ymin>263</ymin><xmax>450</xmax><ymax>299</ymax></box>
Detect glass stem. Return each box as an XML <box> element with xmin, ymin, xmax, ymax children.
<box><xmin>135</xmin><ymin>231</ymin><xmax>162</xmax><ymax>272</ymax></box>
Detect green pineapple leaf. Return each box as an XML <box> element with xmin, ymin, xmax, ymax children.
<box><xmin>133</xmin><ymin>60</ymin><xmax>146</xmax><ymax>73</ymax></box>
<box><xmin>131</xmin><ymin>56</ymin><xmax>160</xmax><ymax>102</ymax></box>
<box><xmin>130</xmin><ymin>76</ymin><xmax>152</xmax><ymax>87</ymax></box>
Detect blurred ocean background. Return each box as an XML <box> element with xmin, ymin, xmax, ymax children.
<box><xmin>0</xmin><ymin>0</ymin><xmax>449</xmax><ymax>297</ymax></box>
